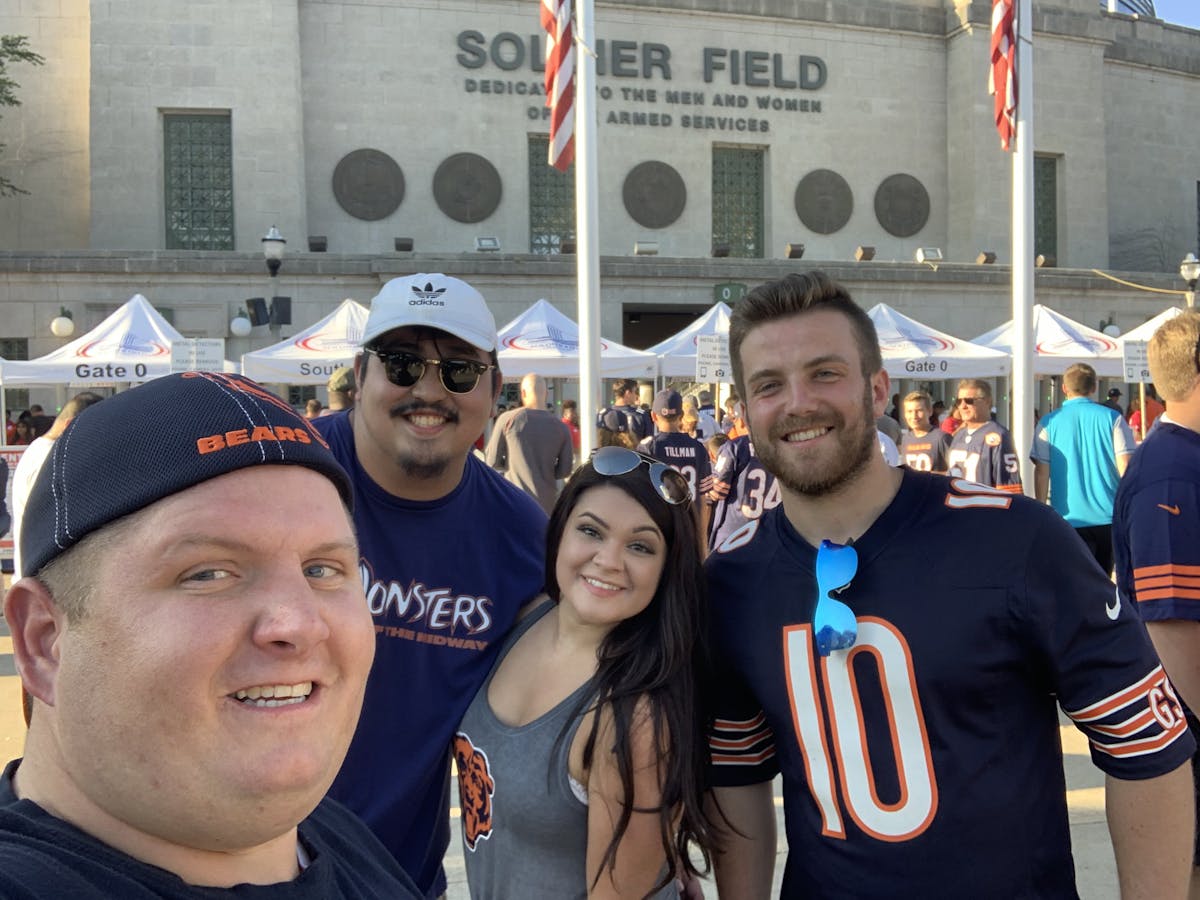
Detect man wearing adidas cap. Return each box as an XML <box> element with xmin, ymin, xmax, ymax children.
<box><xmin>312</xmin><ymin>273</ymin><xmax>546</xmax><ymax>897</ymax></box>
<box><xmin>1</xmin><ymin>372</ymin><xmax>420</xmax><ymax>898</ymax></box>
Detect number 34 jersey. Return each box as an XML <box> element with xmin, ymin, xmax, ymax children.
<box><xmin>706</xmin><ymin>469</ymin><xmax>1194</xmax><ymax>899</ymax></box>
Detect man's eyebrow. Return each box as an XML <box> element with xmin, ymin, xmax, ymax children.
<box><xmin>160</xmin><ymin>535</ymin><xmax>359</xmax><ymax>556</ymax></box>
<box><xmin>747</xmin><ymin>353</ymin><xmax>851</xmax><ymax>382</ymax></box>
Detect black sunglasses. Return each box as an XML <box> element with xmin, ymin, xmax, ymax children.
<box><xmin>956</xmin><ymin>396</ymin><xmax>985</xmax><ymax>406</ymax></box>
<box><xmin>366</xmin><ymin>348</ymin><xmax>494</xmax><ymax>394</ymax></box>
<box><xmin>590</xmin><ymin>446</ymin><xmax>691</xmax><ymax>506</ymax></box>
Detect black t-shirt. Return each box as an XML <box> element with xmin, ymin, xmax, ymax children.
<box><xmin>0</xmin><ymin>760</ymin><xmax>421</xmax><ymax>899</ymax></box>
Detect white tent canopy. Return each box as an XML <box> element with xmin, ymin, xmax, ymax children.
<box><xmin>973</xmin><ymin>304</ymin><xmax>1124</xmax><ymax>377</ymax></box>
<box><xmin>1118</xmin><ymin>306</ymin><xmax>1183</xmax><ymax>343</ymax></box>
<box><xmin>497</xmin><ymin>299</ymin><xmax>656</xmax><ymax>378</ymax></box>
<box><xmin>241</xmin><ymin>298</ymin><xmax>368</xmax><ymax>384</ymax></box>
<box><xmin>0</xmin><ymin>294</ymin><xmax>184</xmax><ymax>385</ymax></box>
<box><xmin>867</xmin><ymin>303</ymin><xmax>1010</xmax><ymax>379</ymax></box>
<box><xmin>646</xmin><ymin>302</ymin><xmax>731</xmax><ymax>377</ymax></box>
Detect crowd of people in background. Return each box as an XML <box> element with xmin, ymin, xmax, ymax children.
<box><xmin>3</xmin><ymin>272</ymin><xmax>1199</xmax><ymax>899</ymax></box>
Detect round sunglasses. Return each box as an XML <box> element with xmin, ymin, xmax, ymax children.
<box><xmin>590</xmin><ymin>446</ymin><xmax>691</xmax><ymax>506</ymax></box>
<box><xmin>366</xmin><ymin>348</ymin><xmax>495</xmax><ymax>394</ymax></box>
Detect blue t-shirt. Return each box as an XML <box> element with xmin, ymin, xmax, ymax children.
<box><xmin>706</xmin><ymin>470</ymin><xmax>1194</xmax><ymax>898</ymax></box>
<box><xmin>1031</xmin><ymin>396</ymin><xmax>1135</xmax><ymax>527</ymax></box>
<box><xmin>313</xmin><ymin>413</ymin><xmax>547</xmax><ymax>897</ymax></box>
<box><xmin>1113</xmin><ymin>420</ymin><xmax>1200</xmax><ymax>625</ymax></box>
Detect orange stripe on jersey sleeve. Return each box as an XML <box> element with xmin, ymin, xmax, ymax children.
<box><xmin>1065</xmin><ymin>667</ymin><xmax>1164</xmax><ymax>722</ymax></box>
<box><xmin>713</xmin><ymin>712</ymin><xmax>767</xmax><ymax>733</ymax></box>
<box><xmin>1083</xmin><ymin>707</ymin><xmax>1156</xmax><ymax>738</ymax></box>
<box><xmin>1134</xmin><ymin>563</ymin><xmax>1200</xmax><ymax>579</ymax></box>
<box><xmin>711</xmin><ymin>730</ymin><xmax>772</xmax><ymax>751</ymax></box>
<box><xmin>995</xmin><ymin>483</ymin><xmax>1024</xmax><ymax>494</ymax></box>
<box><xmin>1136</xmin><ymin>588</ymin><xmax>1200</xmax><ymax>602</ymax></box>
<box><xmin>712</xmin><ymin>748</ymin><xmax>776</xmax><ymax>766</ymax></box>
<box><xmin>1089</xmin><ymin>716</ymin><xmax>1190</xmax><ymax>759</ymax></box>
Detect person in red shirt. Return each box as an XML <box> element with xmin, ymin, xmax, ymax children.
<box><xmin>561</xmin><ymin>398</ymin><xmax>581</xmax><ymax>458</ymax></box>
<box><xmin>1129</xmin><ymin>387</ymin><xmax>1165</xmax><ymax>442</ymax></box>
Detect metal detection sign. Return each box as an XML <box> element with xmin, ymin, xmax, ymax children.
<box><xmin>171</xmin><ymin>339</ymin><xmax>227</xmax><ymax>373</ymax></box>
<box><xmin>1123</xmin><ymin>340</ymin><xmax>1150</xmax><ymax>383</ymax></box>
<box><xmin>696</xmin><ymin>334</ymin><xmax>732</xmax><ymax>383</ymax></box>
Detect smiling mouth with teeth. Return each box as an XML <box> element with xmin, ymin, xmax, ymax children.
<box><xmin>407</xmin><ymin>413</ymin><xmax>446</xmax><ymax>427</ymax></box>
<box><xmin>233</xmin><ymin>682</ymin><xmax>313</xmax><ymax>708</ymax></box>
<box><xmin>584</xmin><ymin>576</ymin><xmax>622</xmax><ymax>591</ymax></box>
<box><xmin>785</xmin><ymin>426</ymin><xmax>831</xmax><ymax>442</ymax></box>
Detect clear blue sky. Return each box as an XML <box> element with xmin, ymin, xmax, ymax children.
<box><xmin>1149</xmin><ymin>0</ymin><xmax>1200</xmax><ymax>29</ymax></box>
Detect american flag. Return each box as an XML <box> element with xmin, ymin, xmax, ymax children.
<box><xmin>989</xmin><ymin>0</ymin><xmax>1016</xmax><ymax>151</ymax></box>
<box><xmin>541</xmin><ymin>0</ymin><xmax>575</xmax><ymax>171</ymax></box>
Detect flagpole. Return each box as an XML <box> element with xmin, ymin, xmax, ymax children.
<box><xmin>1010</xmin><ymin>0</ymin><xmax>1035</xmax><ymax>494</ymax></box>
<box><xmin>574</xmin><ymin>0</ymin><xmax>600</xmax><ymax>460</ymax></box>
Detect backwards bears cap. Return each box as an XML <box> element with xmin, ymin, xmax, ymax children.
<box><xmin>362</xmin><ymin>273</ymin><xmax>497</xmax><ymax>352</ymax></box>
<box><xmin>20</xmin><ymin>372</ymin><xmax>352</xmax><ymax>577</ymax></box>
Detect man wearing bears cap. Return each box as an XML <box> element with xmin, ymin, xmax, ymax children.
<box><xmin>1</xmin><ymin>371</ymin><xmax>420</xmax><ymax>898</ymax></box>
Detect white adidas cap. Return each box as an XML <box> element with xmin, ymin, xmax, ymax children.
<box><xmin>361</xmin><ymin>273</ymin><xmax>497</xmax><ymax>351</ymax></box>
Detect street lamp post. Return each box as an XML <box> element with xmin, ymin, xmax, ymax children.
<box><xmin>262</xmin><ymin>225</ymin><xmax>287</xmax><ymax>340</ymax></box>
<box><xmin>1181</xmin><ymin>253</ymin><xmax>1200</xmax><ymax>309</ymax></box>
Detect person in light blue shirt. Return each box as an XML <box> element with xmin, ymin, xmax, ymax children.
<box><xmin>1030</xmin><ymin>362</ymin><xmax>1135</xmax><ymax>574</ymax></box>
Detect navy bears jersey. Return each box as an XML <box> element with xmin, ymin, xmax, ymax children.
<box><xmin>637</xmin><ymin>431</ymin><xmax>713</xmax><ymax>502</ymax></box>
<box><xmin>1114</xmin><ymin>422</ymin><xmax>1200</xmax><ymax>626</ymax></box>
<box><xmin>947</xmin><ymin>420</ymin><xmax>1023</xmax><ymax>492</ymax></box>
<box><xmin>706</xmin><ymin>470</ymin><xmax>1193</xmax><ymax>898</ymax></box>
<box><xmin>707</xmin><ymin>436</ymin><xmax>780</xmax><ymax>552</ymax></box>
<box><xmin>899</xmin><ymin>429</ymin><xmax>952</xmax><ymax>473</ymax></box>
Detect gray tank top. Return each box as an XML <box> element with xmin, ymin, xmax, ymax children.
<box><xmin>455</xmin><ymin>601</ymin><xmax>679</xmax><ymax>899</ymax></box>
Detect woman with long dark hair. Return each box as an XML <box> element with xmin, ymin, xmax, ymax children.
<box><xmin>455</xmin><ymin>447</ymin><xmax>715</xmax><ymax>898</ymax></box>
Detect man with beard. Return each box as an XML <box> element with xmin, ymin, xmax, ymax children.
<box><xmin>946</xmin><ymin>379</ymin><xmax>1022</xmax><ymax>492</ymax></box>
<box><xmin>312</xmin><ymin>273</ymin><xmax>547</xmax><ymax>897</ymax></box>
<box><xmin>704</xmin><ymin>271</ymin><xmax>1194</xmax><ymax>898</ymax></box>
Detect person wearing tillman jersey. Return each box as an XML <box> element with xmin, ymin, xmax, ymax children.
<box><xmin>947</xmin><ymin>378</ymin><xmax>1023</xmax><ymax>492</ymax></box>
<box><xmin>898</xmin><ymin>389</ymin><xmax>951</xmax><ymax>473</ymax></box>
<box><xmin>706</xmin><ymin>271</ymin><xmax>1194</xmax><ymax>898</ymax></box>
<box><xmin>1113</xmin><ymin>310</ymin><xmax>1200</xmax><ymax>896</ymax></box>
<box><xmin>637</xmin><ymin>388</ymin><xmax>714</xmax><ymax>505</ymax></box>
<box><xmin>706</xmin><ymin>435</ymin><xmax>779</xmax><ymax>553</ymax></box>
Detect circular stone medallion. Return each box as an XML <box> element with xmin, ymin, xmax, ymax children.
<box><xmin>622</xmin><ymin>161</ymin><xmax>687</xmax><ymax>230</ymax></box>
<box><xmin>794</xmin><ymin>169</ymin><xmax>853</xmax><ymax>234</ymax></box>
<box><xmin>874</xmin><ymin>173</ymin><xmax>930</xmax><ymax>238</ymax></box>
<box><xmin>332</xmin><ymin>149</ymin><xmax>405</xmax><ymax>221</ymax></box>
<box><xmin>433</xmin><ymin>153</ymin><xmax>503</xmax><ymax>224</ymax></box>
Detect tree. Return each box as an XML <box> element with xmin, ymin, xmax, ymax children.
<box><xmin>0</xmin><ymin>35</ymin><xmax>46</xmax><ymax>197</ymax></box>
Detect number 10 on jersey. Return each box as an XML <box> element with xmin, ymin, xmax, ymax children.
<box><xmin>784</xmin><ymin>618</ymin><xmax>939</xmax><ymax>842</ymax></box>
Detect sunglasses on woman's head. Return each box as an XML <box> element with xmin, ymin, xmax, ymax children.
<box><xmin>366</xmin><ymin>348</ymin><xmax>494</xmax><ymax>394</ymax></box>
<box><xmin>590</xmin><ymin>446</ymin><xmax>691</xmax><ymax>506</ymax></box>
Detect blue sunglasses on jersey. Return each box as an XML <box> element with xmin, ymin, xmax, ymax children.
<box><xmin>814</xmin><ymin>539</ymin><xmax>859</xmax><ymax>656</ymax></box>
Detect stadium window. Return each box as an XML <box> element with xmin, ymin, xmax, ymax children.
<box><xmin>528</xmin><ymin>134</ymin><xmax>576</xmax><ymax>254</ymax></box>
<box><xmin>0</xmin><ymin>338</ymin><xmax>30</xmax><ymax>413</ymax></box>
<box><xmin>1034</xmin><ymin>154</ymin><xmax>1059</xmax><ymax>264</ymax></box>
<box><xmin>288</xmin><ymin>384</ymin><xmax>317</xmax><ymax>409</ymax></box>
<box><xmin>712</xmin><ymin>145</ymin><xmax>765</xmax><ymax>259</ymax></box>
<box><xmin>163</xmin><ymin>112</ymin><xmax>235</xmax><ymax>251</ymax></box>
